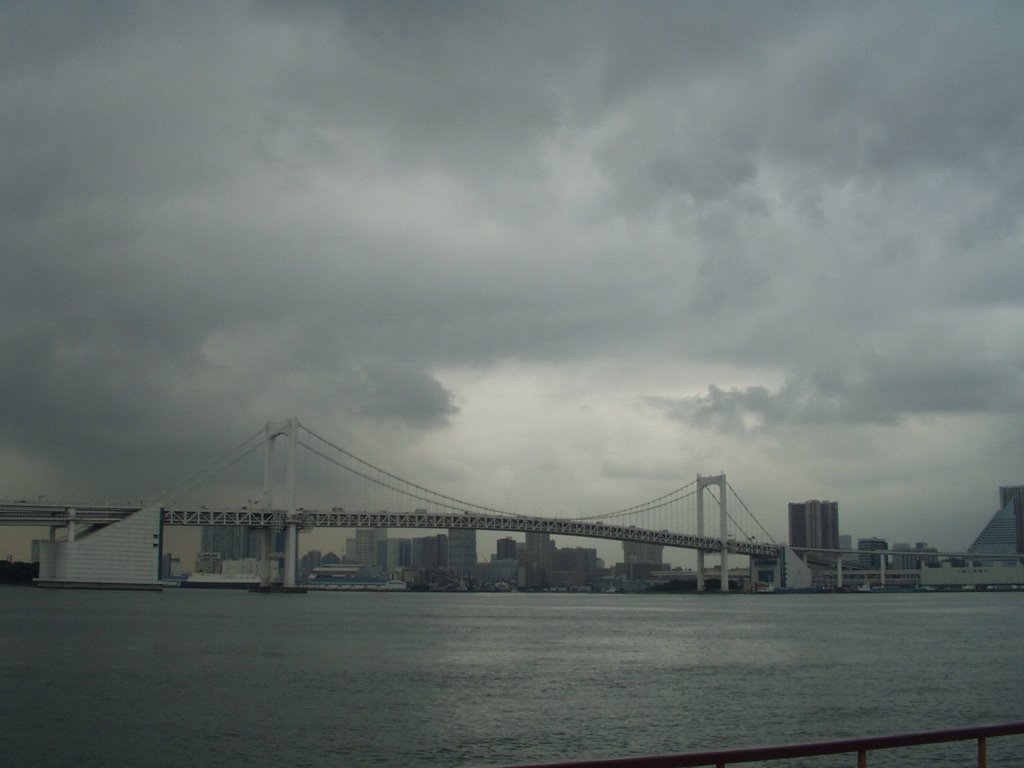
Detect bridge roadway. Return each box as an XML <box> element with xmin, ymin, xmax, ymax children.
<box><xmin>0</xmin><ymin>503</ymin><xmax>781</xmax><ymax>558</ymax></box>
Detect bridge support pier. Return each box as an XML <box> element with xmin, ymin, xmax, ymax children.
<box><xmin>284</xmin><ymin>521</ymin><xmax>298</xmax><ymax>589</ymax></box>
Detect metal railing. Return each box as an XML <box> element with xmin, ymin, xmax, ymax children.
<box><xmin>488</xmin><ymin>721</ymin><xmax>1024</xmax><ymax>768</ymax></box>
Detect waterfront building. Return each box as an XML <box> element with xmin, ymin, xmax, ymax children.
<box><xmin>448</xmin><ymin>528</ymin><xmax>477</xmax><ymax>579</ymax></box>
<box><xmin>488</xmin><ymin>557</ymin><xmax>519</xmax><ymax>586</ymax></box>
<box><xmin>969</xmin><ymin>489</ymin><xmax>1022</xmax><ymax>563</ymax></box>
<box><xmin>788</xmin><ymin>500</ymin><xmax>839</xmax><ymax>559</ymax></box>
<box><xmin>321</xmin><ymin>551</ymin><xmax>341</xmax><ymax>566</ymax></box>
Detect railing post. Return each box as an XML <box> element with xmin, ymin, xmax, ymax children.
<box><xmin>857</xmin><ymin>749</ymin><xmax>867</xmax><ymax>768</ymax></box>
<box><xmin>978</xmin><ymin>736</ymin><xmax>986</xmax><ymax>768</ymax></box>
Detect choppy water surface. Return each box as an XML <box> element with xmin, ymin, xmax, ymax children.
<box><xmin>2</xmin><ymin>588</ymin><xmax>1022</xmax><ymax>767</ymax></box>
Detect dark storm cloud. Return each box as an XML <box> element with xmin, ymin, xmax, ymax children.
<box><xmin>0</xmin><ymin>0</ymin><xmax>1022</xmax><ymax>551</ymax></box>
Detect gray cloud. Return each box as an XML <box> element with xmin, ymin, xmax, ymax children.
<box><xmin>2</xmin><ymin>2</ymin><xmax>1023</xmax><ymax>557</ymax></box>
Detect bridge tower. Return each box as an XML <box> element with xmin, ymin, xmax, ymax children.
<box><xmin>696</xmin><ymin>473</ymin><xmax>729</xmax><ymax>593</ymax></box>
<box><xmin>261</xmin><ymin>418</ymin><xmax>300</xmax><ymax>588</ymax></box>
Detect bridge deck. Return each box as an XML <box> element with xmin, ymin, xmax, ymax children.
<box><xmin>0</xmin><ymin>503</ymin><xmax>781</xmax><ymax>556</ymax></box>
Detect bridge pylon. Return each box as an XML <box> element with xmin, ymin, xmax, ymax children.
<box><xmin>696</xmin><ymin>473</ymin><xmax>729</xmax><ymax>593</ymax></box>
<box><xmin>261</xmin><ymin>418</ymin><xmax>301</xmax><ymax>588</ymax></box>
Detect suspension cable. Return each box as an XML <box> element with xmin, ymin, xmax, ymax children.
<box><xmin>145</xmin><ymin>426</ymin><xmax>268</xmax><ymax>505</ymax></box>
<box><xmin>727</xmin><ymin>480</ymin><xmax>778</xmax><ymax>543</ymax></box>
<box><xmin>298</xmin><ymin>424</ymin><xmax>516</xmax><ymax>516</ymax></box>
<box><xmin>298</xmin><ymin>438</ymin><xmax>485</xmax><ymax>516</ymax></box>
<box><xmin>564</xmin><ymin>483</ymin><xmax>698</xmax><ymax>521</ymax></box>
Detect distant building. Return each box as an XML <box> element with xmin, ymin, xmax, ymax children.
<box><xmin>495</xmin><ymin>537</ymin><xmax>518</xmax><ymax>560</ymax></box>
<box><xmin>200</xmin><ymin>526</ymin><xmax>262</xmax><ymax>560</ymax></box>
<box><xmin>488</xmin><ymin>557</ymin><xmax>519</xmax><ymax>585</ymax></box>
<box><xmin>788</xmin><ymin>500</ymin><xmax>839</xmax><ymax>559</ymax></box>
<box><xmin>412</xmin><ymin>534</ymin><xmax>448</xmax><ymax>571</ymax></box>
<box><xmin>524</xmin><ymin>532</ymin><xmax>553</xmax><ymax>588</ymax></box>
<box><xmin>551</xmin><ymin>547</ymin><xmax>598</xmax><ymax>589</ymax></box>
<box><xmin>384</xmin><ymin>538</ymin><xmax>412</xmax><ymax>571</ymax></box>
<box><xmin>321</xmin><ymin>551</ymin><xmax>342</xmax><ymax>566</ymax></box>
<box><xmin>891</xmin><ymin>543</ymin><xmax>914</xmax><ymax>570</ymax></box>
<box><xmin>300</xmin><ymin>549</ymin><xmax>323</xmax><ymax>580</ymax></box>
<box><xmin>448</xmin><ymin>528</ymin><xmax>477</xmax><ymax>579</ymax></box>
<box><xmin>857</xmin><ymin>537</ymin><xmax>888</xmax><ymax>569</ymax></box>
<box><xmin>354</xmin><ymin>528</ymin><xmax>387</xmax><ymax>567</ymax></box>
<box><xmin>622</xmin><ymin>541</ymin><xmax>663</xmax><ymax>565</ymax></box>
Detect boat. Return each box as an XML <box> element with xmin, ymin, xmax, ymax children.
<box><xmin>180</xmin><ymin>573</ymin><xmax>262</xmax><ymax>589</ymax></box>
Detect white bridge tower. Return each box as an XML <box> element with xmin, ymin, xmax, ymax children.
<box><xmin>696</xmin><ymin>473</ymin><xmax>730</xmax><ymax>593</ymax></box>
<box><xmin>261</xmin><ymin>418</ymin><xmax>301</xmax><ymax>588</ymax></box>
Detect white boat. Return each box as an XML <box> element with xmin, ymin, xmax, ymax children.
<box><xmin>181</xmin><ymin>573</ymin><xmax>262</xmax><ymax>589</ymax></box>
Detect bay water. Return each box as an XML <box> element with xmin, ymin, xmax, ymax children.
<box><xmin>2</xmin><ymin>588</ymin><xmax>1022</xmax><ymax>767</ymax></box>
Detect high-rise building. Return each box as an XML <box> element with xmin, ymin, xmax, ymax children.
<box><xmin>385</xmin><ymin>538</ymin><xmax>412</xmax><ymax>571</ymax></box>
<box><xmin>411</xmin><ymin>534</ymin><xmax>448</xmax><ymax>570</ymax></box>
<box><xmin>622</xmin><ymin>541</ymin><xmax>663</xmax><ymax>565</ymax></box>
<box><xmin>354</xmin><ymin>528</ymin><xmax>387</xmax><ymax>567</ymax></box>
<box><xmin>551</xmin><ymin>547</ymin><xmax>598</xmax><ymax>588</ymax></box>
<box><xmin>496</xmin><ymin>537</ymin><xmax>518</xmax><ymax>560</ymax></box>
<box><xmin>448</xmin><ymin>528</ymin><xmax>477</xmax><ymax>578</ymax></box>
<box><xmin>200</xmin><ymin>526</ymin><xmax>262</xmax><ymax>561</ymax></box>
<box><xmin>788</xmin><ymin>500</ymin><xmax>840</xmax><ymax>559</ymax></box>
<box><xmin>525</xmin><ymin>532</ymin><xmax>553</xmax><ymax>588</ymax></box>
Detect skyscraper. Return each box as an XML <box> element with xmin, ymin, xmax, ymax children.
<box><xmin>354</xmin><ymin>528</ymin><xmax>387</xmax><ymax>567</ymax></box>
<box><xmin>788</xmin><ymin>500</ymin><xmax>840</xmax><ymax>558</ymax></box>
<box><xmin>495</xmin><ymin>537</ymin><xmax>518</xmax><ymax>560</ymax></box>
<box><xmin>448</xmin><ymin>528</ymin><xmax>477</xmax><ymax>578</ymax></box>
<box><xmin>200</xmin><ymin>526</ymin><xmax>262</xmax><ymax>561</ymax></box>
<box><xmin>411</xmin><ymin>534</ymin><xmax>447</xmax><ymax>570</ymax></box>
<box><xmin>622</xmin><ymin>541</ymin><xmax>663</xmax><ymax>565</ymax></box>
<box><xmin>525</xmin><ymin>532</ymin><xmax>553</xmax><ymax>588</ymax></box>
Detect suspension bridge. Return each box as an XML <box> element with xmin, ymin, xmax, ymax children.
<box><xmin>0</xmin><ymin>418</ymin><xmax>785</xmax><ymax>591</ymax></box>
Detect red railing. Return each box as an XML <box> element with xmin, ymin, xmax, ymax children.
<box><xmin>488</xmin><ymin>721</ymin><xmax>1024</xmax><ymax>768</ymax></box>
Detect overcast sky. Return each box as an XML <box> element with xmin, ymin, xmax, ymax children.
<box><xmin>2</xmin><ymin>1</ymin><xmax>1022</xmax><ymax>562</ymax></box>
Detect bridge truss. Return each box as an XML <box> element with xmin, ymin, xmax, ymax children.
<box><xmin>4</xmin><ymin>417</ymin><xmax>782</xmax><ymax>590</ymax></box>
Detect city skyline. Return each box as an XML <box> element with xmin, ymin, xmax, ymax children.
<box><xmin>2</xmin><ymin>3</ymin><xmax>1023</xmax><ymax>562</ymax></box>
